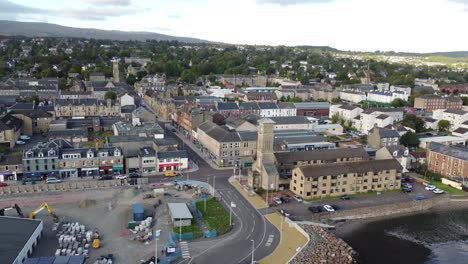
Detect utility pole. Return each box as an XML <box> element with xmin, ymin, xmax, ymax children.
<box><xmin>213</xmin><ymin>176</ymin><xmax>216</xmax><ymax>197</ymax></box>
<box><xmin>179</xmin><ymin>218</ymin><xmax>182</xmax><ymax>241</ymax></box>
<box><xmin>251</xmin><ymin>239</ymin><xmax>255</xmax><ymax>264</ymax></box>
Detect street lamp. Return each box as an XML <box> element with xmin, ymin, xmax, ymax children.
<box><xmin>250</xmin><ymin>239</ymin><xmax>255</xmax><ymax>264</ymax></box>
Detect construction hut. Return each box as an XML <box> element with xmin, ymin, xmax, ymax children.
<box><xmin>167</xmin><ymin>203</ymin><xmax>193</xmax><ymax>227</ymax></box>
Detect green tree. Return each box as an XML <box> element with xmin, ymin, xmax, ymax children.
<box><xmin>401</xmin><ymin>114</ymin><xmax>425</xmax><ymax>133</ymax></box>
<box><xmin>390</xmin><ymin>98</ymin><xmax>406</xmax><ymax>107</ymax></box>
<box><xmin>437</xmin><ymin>120</ymin><xmax>450</xmax><ymax>132</ymax></box>
<box><xmin>331</xmin><ymin>113</ymin><xmax>340</xmax><ymax>124</ymax></box>
<box><xmin>58</xmin><ymin>77</ymin><xmax>67</xmax><ymax>90</ymax></box>
<box><xmin>126</xmin><ymin>74</ymin><xmax>137</xmax><ymax>85</ymax></box>
<box><xmin>331</xmin><ymin>98</ymin><xmax>340</xmax><ymax>104</ymax></box>
<box><xmin>399</xmin><ymin>131</ymin><xmax>420</xmax><ymax>147</ymax></box>
<box><xmin>104</xmin><ymin>91</ymin><xmax>117</xmax><ymax>100</ymax></box>
<box><xmin>462</xmin><ymin>97</ymin><xmax>468</xmax><ymax>106</ymax></box>
<box><xmin>29</xmin><ymin>95</ymin><xmax>40</xmax><ymax>105</ymax></box>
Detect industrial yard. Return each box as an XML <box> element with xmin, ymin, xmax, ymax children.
<box><xmin>0</xmin><ymin>182</ymin><xmax>209</xmax><ymax>264</ymax></box>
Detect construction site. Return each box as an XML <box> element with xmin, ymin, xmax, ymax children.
<box><xmin>0</xmin><ymin>180</ymin><xmax>218</xmax><ymax>264</ymax></box>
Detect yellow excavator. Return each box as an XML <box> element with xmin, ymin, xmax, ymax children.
<box><xmin>28</xmin><ymin>202</ymin><xmax>60</xmax><ymax>223</ymax></box>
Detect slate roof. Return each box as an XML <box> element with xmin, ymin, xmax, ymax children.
<box><xmin>428</xmin><ymin>142</ymin><xmax>468</xmax><ymax>161</ymax></box>
<box><xmin>217</xmin><ymin>102</ymin><xmax>239</xmax><ymax>111</ymax></box>
<box><xmin>444</xmin><ymin>109</ymin><xmax>467</xmax><ymax>115</ymax></box>
<box><xmin>10</xmin><ymin>109</ymin><xmax>52</xmax><ymax>118</ymax></box>
<box><xmin>257</xmin><ymin>102</ymin><xmax>278</xmax><ymax>109</ymax></box>
<box><xmin>269</xmin><ymin>116</ymin><xmax>311</xmax><ymax>125</ymax></box>
<box><xmin>383</xmin><ymin>145</ymin><xmax>408</xmax><ymax>157</ymax></box>
<box><xmin>277</xmin><ymin>102</ymin><xmax>296</xmax><ymax>109</ymax></box>
<box><xmin>453</xmin><ymin>127</ymin><xmax>468</xmax><ymax>135</ymax></box>
<box><xmin>338</xmin><ymin>104</ymin><xmax>359</xmax><ymax>111</ymax></box>
<box><xmin>239</xmin><ymin>102</ymin><xmax>260</xmax><ymax>110</ymax></box>
<box><xmin>376</xmin><ymin>128</ymin><xmax>400</xmax><ymax>138</ymax></box>
<box><xmin>297</xmin><ymin>159</ymin><xmax>403</xmax><ymax>179</ymax></box>
<box><xmin>140</xmin><ymin>147</ymin><xmax>156</xmax><ymax>157</ymax></box>
<box><xmin>0</xmin><ymin>113</ymin><xmax>22</xmax><ymax>131</ymax></box>
<box><xmin>275</xmin><ymin>147</ymin><xmax>369</xmax><ymax>163</ymax></box>
<box><xmin>157</xmin><ymin>150</ymin><xmax>188</xmax><ymax>159</ymax></box>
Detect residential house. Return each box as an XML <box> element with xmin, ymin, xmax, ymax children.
<box><xmin>452</xmin><ymin>121</ymin><xmax>468</xmax><ymax>139</ymax></box>
<box><xmin>367</xmin><ymin>91</ymin><xmax>409</xmax><ymax>104</ymax></box>
<box><xmin>414</xmin><ymin>95</ymin><xmax>462</xmax><ymax>112</ymax></box>
<box><xmin>290</xmin><ymin>159</ymin><xmax>402</xmax><ymax>199</ymax></box>
<box><xmin>424</xmin><ymin>117</ymin><xmax>439</xmax><ymax>130</ymax></box>
<box><xmin>119</xmin><ymin>93</ymin><xmax>135</xmax><ymax>107</ymax></box>
<box><xmin>274</xmin><ymin>147</ymin><xmax>370</xmax><ymax>180</ymax></box>
<box><xmin>375</xmin><ymin>145</ymin><xmax>410</xmax><ymax>172</ymax></box>
<box><xmin>355</xmin><ymin>112</ymin><xmax>394</xmax><ymax>135</ymax></box>
<box><xmin>0</xmin><ymin>153</ymin><xmax>23</xmax><ymax>181</ymax></box>
<box><xmin>311</xmin><ymin>87</ymin><xmax>339</xmax><ymax>102</ymax></box>
<box><xmin>258</xmin><ymin>102</ymin><xmax>281</xmax><ymax>117</ymax></box>
<box><xmin>139</xmin><ymin>147</ymin><xmax>157</xmax><ymax>175</ymax></box>
<box><xmin>132</xmin><ymin>107</ymin><xmax>156</xmax><ymax>123</ymax></box>
<box><xmin>427</xmin><ymin>142</ymin><xmax>468</xmax><ymax>178</ymax></box>
<box><xmin>432</xmin><ymin>109</ymin><xmax>468</xmax><ymax>131</ymax></box>
<box><xmin>368</xmin><ymin>126</ymin><xmax>401</xmax><ymax>149</ymax></box>
<box><xmin>238</xmin><ymin>102</ymin><xmax>260</xmax><ymax>116</ymax></box>
<box><xmin>277</xmin><ymin>102</ymin><xmax>297</xmax><ymax>117</ymax></box>
<box><xmin>419</xmin><ymin>136</ymin><xmax>466</xmax><ymax>149</ymax></box>
<box><xmin>54</xmin><ymin>99</ymin><xmax>121</xmax><ymax>118</ymax></box>
<box><xmin>224</xmin><ymin>117</ymin><xmax>258</xmax><ymax>132</ymax></box>
<box><xmin>196</xmin><ymin>121</ymin><xmax>257</xmax><ymax>167</ymax></box>
<box><xmin>329</xmin><ymin>104</ymin><xmax>363</xmax><ymax>121</ymax></box>
<box><xmin>10</xmin><ymin>110</ymin><xmax>53</xmax><ymax>136</ymax></box>
<box><xmin>23</xmin><ymin>143</ymin><xmax>61</xmax><ymax>179</ymax></box>
<box><xmin>0</xmin><ymin>114</ymin><xmax>22</xmax><ymax>148</ymax></box>
<box><xmin>243</xmin><ymin>92</ymin><xmax>278</xmax><ymax>102</ymax></box>
<box><xmin>59</xmin><ymin>147</ymin><xmax>124</xmax><ymax>178</ymax></box>
<box><xmin>339</xmin><ymin>91</ymin><xmax>367</xmax><ymax>103</ymax></box>
<box><xmin>216</xmin><ymin>102</ymin><xmax>240</xmax><ymax>117</ymax></box>
<box><xmin>389</xmin><ymin>85</ymin><xmax>412</xmax><ymax>95</ymax></box>
<box><xmin>89</xmin><ymin>73</ymin><xmax>105</xmax><ymax>81</ymax></box>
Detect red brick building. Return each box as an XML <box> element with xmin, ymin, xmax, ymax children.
<box><xmin>414</xmin><ymin>95</ymin><xmax>462</xmax><ymax>112</ymax></box>
<box><xmin>427</xmin><ymin>142</ymin><xmax>468</xmax><ymax>179</ymax></box>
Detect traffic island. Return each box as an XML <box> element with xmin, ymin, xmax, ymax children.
<box><xmin>260</xmin><ymin>213</ymin><xmax>309</xmax><ymax>264</ymax></box>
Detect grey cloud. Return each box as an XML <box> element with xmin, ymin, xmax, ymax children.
<box><xmin>64</xmin><ymin>6</ymin><xmax>147</xmax><ymax>20</ymax></box>
<box><xmin>0</xmin><ymin>0</ymin><xmax>48</xmax><ymax>14</ymax></box>
<box><xmin>81</xmin><ymin>0</ymin><xmax>131</xmax><ymax>6</ymax></box>
<box><xmin>256</xmin><ymin>0</ymin><xmax>334</xmax><ymax>5</ymax></box>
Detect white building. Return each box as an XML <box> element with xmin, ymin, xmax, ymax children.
<box><xmin>367</xmin><ymin>91</ymin><xmax>409</xmax><ymax>104</ymax></box>
<box><xmin>329</xmin><ymin>104</ymin><xmax>363</xmax><ymax>121</ymax></box>
<box><xmin>269</xmin><ymin>116</ymin><xmax>314</xmax><ymax>131</ymax></box>
<box><xmin>424</xmin><ymin>117</ymin><xmax>439</xmax><ymax>130</ymax></box>
<box><xmin>119</xmin><ymin>93</ymin><xmax>135</xmax><ymax>107</ymax></box>
<box><xmin>339</xmin><ymin>91</ymin><xmax>367</xmax><ymax>103</ymax></box>
<box><xmin>313</xmin><ymin>123</ymin><xmax>344</xmax><ymax>135</ymax></box>
<box><xmin>419</xmin><ymin>136</ymin><xmax>466</xmax><ymax>149</ymax></box>
<box><xmin>390</xmin><ymin>85</ymin><xmax>412</xmax><ymax>95</ymax></box>
<box><xmin>277</xmin><ymin>102</ymin><xmax>297</xmax><ymax>117</ymax></box>
<box><xmin>376</xmin><ymin>83</ymin><xmax>390</xmax><ymax>91</ymax></box>
<box><xmin>376</xmin><ymin>145</ymin><xmax>410</xmax><ymax>172</ymax></box>
<box><xmin>354</xmin><ymin>111</ymin><xmax>394</xmax><ymax>134</ymax></box>
<box><xmin>258</xmin><ymin>102</ymin><xmax>282</xmax><ymax>117</ymax></box>
<box><xmin>432</xmin><ymin>109</ymin><xmax>468</xmax><ymax>131</ymax></box>
<box><xmin>156</xmin><ymin>150</ymin><xmax>189</xmax><ymax>172</ymax></box>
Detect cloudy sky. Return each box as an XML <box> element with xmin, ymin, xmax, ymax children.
<box><xmin>1</xmin><ymin>0</ymin><xmax>468</xmax><ymax>52</ymax></box>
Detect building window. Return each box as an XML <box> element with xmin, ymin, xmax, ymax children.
<box><xmin>306</xmin><ymin>192</ymin><xmax>311</xmax><ymax>196</ymax></box>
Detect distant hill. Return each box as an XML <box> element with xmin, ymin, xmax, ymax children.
<box><xmin>0</xmin><ymin>20</ymin><xmax>209</xmax><ymax>43</ymax></box>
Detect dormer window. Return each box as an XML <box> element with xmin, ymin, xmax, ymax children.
<box><xmin>26</xmin><ymin>150</ymin><xmax>33</xmax><ymax>158</ymax></box>
<box><xmin>393</xmin><ymin>151</ymin><xmax>398</xmax><ymax>157</ymax></box>
<box><xmin>404</xmin><ymin>150</ymin><xmax>409</xmax><ymax>156</ymax></box>
<box><xmin>38</xmin><ymin>152</ymin><xmax>44</xmax><ymax>158</ymax></box>
<box><xmin>48</xmin><ymin>149</ymin><xmax>55</xmax><ymax>156</ymax></box>
<box><xmin>114</xmin><ymin>148</ymin><xmax>121</xmax><ymax>156</ymax></box>
<box><xmin>87</xmin><ymin>150</ymin><xmax>94</xmax><ymax>158</ymax></box>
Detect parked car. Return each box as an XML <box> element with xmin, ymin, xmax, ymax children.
<box><xmin>422</xmin><ymin>182</ymin><xmax>429</xmax><ymax>187</ymax></box>
<box><xmin>293</xmin><ymin>195</ymin><xmax>303</xmax><ymax>203</ymax></box>
<box><xmin>340</xmin><ymin>195</ymin><xmax>351</xmax><ymax>200</ymax></box>
<box><xmin>433</xmin><ymin>188</ymin><xmax>445</xmax><ymax>194</ymax></box>
<box><xmin>331</xmin><ymin>205</ymin><xmax>340</xmax><ymax>211</ymax></box>
<box><xmin>402</xmin><ymin>187</ymin><xmax>413</xmax><ymax>193</ymax></box>
<box><xmin>308</xmin><ymin>206</ymin><xmax>322</xmax><ymax>213</ymax></box>
<box><xmin>272</xmin><ymin>197</ymin><xmax>282</xmax><ymax>205</ymax></box>
<box><xmin>115</xmin><ymin>175</ymin><xmax>128</xmax><ymax>180</ymax></box>
<box><xmin>415</xmin><ymin>195</ymin><xmax>426</xmax><ymax>201</ymax></box>
<box><xmin>46</xmin><ymin>177</ymin><xmax>62</xmax><ymax>184</ymax></box>
<box><xmin>20</xmin><ymin>135</ymin><xmax>31</xmax><ymax>140</ymax></box>
<box><xmin>323</xmin><ymin>205</ymin><xmax>335</xmax><ymax>212</ymax></box>
<box><xmin>280</xmin><ymin>197</ymin><xmax>290</xmax><ymax>203</ymax></box>
<box><xmin>0</xmin><ymin>182</ymin><xmax>8</xmax><ymax>187</ymax></box>
<box><xmin>279</xmin><ymin>209</ymin><xmax>291</xmax><ymax>217</ymax></box>
<box><xmin>98</xmin><ymin>175</ymin><xmax>114</xmax><ymax>181</ymax></box>
<box><xmin>425</xmin><ymin>185</ymin><xmax>436</xmax><ymax>191</ymax></box>
<box><xmin>402</xmin><ymin>183</ymin><xmax>413</xmax><ymax>189</ymax></box>
<box><xmin>403</xmin><ymin>177</ymin><xmax>415</xmax><ymax>183</ymax></box>
<box><xmin>15</xmin><ymin>140</ymin><xmax>26</xmax><ymax>145</ymax></box>
<box><xmin>129</xmin><ymin>173</ymin><xmax>141</xmax><ymax>178</ymax></box>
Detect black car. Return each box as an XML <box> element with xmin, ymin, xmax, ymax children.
<box><xmin>331</xmin><ymin>205</ymin><xmax>340</xmax><ymax>211</ymax></box>
<box><xmin>308</xmin><ymin>206</ymin><xmax>322</xmax><ymax>213</ymax></box>
<box><xmin>340</xmin><ymin>195</ymin><xmax>351</xmax><ymax>200</ymax></box>
<box><xmin>129</xmin><ymin>173</ymin><xmax>141</xmax><ymax>178</ymax></box>
<box><xmin>98</xmin><ymin>175</ymin><xmax>114</xmax><ymax>181</ymax></box>
<box><xmin>280</xmin><ymin>197</ymin><xmax>290</xmax><ymax>203</ymax></box>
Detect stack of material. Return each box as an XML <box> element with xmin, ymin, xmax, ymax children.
<box><xmin>93</xmin><ymin>254</ymin><xmax>114</xmax><ymax>264</ymax></box>
<box><xmin>55</xmin><ymin>222</ymin><xmax>92</xmax><ymax>258</ymax></box>
<box><xmin>129</xmin><ymin>217</ymin><xmax>153</xmax><ymax>243</ymax></box>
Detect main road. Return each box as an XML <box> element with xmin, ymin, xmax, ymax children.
<box><xmin>153</xmin><ymin>124</ymin><xmax>280</xmax><ymax>264</ymax></box>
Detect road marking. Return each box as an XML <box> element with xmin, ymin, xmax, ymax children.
<box><xmin>180</xmin><ymin>241</ymin><xmax>191</xmax><ymax>259</ymax></box>
<box><xmin>265</xmin><ymin>235</ymin><xmax>274</xmax><ymax>247</ymax></box>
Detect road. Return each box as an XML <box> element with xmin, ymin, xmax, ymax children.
<box><xmin>156</xmin><ymin>126</ymin><xmax>280</xmax><ymax>264</ymax></box>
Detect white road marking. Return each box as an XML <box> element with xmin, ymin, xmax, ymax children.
<box><xmin>180</xmin><ymin>241</ymin><xmax>191</xmax><ymax>259</ymax></box>
<box><xmin>265</xmin><ymin>235</ymin><xmax>274</xmax><ymax>247</ymax></box>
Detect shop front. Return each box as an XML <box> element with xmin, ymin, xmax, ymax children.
<box><xmin>99</xmin><ymin>166</ymin><xmax>113</xmax><ymax>176</ymax></box>
<box><xmin>47</xmin><ymin>171</ymin><xmax>60</xmax><ymax>178</ymax></box>
<box><xmin>0</xmin><ymin>171</ymin><xmax>17</xmax><ymax>181</ymax></box>
<box><xmin>60</xmin><ymin>169</ymin><xmax>77</xmax><ymax>179</ymax></box>
<box><xmin>158</xmin><ymin>163</ymin><xmax>180</xmax><ymax>172</ymax></box>
<box><xmin>80</xmin><ymin>167</ymin><xmax>99</xmax><ymax>177</ymax></box>
<box><xmin>112</xmin><ymin>164</ymin><xmax>124</xmax><ymax>175</ymax></box>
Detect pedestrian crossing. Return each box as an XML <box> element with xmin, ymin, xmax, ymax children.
<box><xmin>180</xmin><ymin>241</ymin><xmax>191</xmax><ymax>259</ymax></box>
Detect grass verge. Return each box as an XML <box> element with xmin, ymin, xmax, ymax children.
<box><xmin>173</xmin><ymin>219</ymin><xmax>203</xmax><ymax>239</ymax></box>
<box><xmin>196</xmin><ymin>198</ymin><xmax>231</xmax><ymax>235</ymax></box>
<box><xmin>428</xmin><ymin>179</ymin><xmax>466</xmax><ymax>195</ymax></box>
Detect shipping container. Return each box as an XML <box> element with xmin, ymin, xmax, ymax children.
<box><xmin>132</xmin><ymin>203</ymin><xmax>144</xmax><ymax>221</ymax></box>
<box><xmin>68</xmin><ymin>255</ymin><xmax>85</xmax><ymax>264</ymax></box>
<box><xmin>37</xmin><ymin>256</ymin><xmax>55</xmax><ymax>264</ymax></box>
<box><xmin>53</xmin><ymin>256</ymin><xmax>70</xmax><ymax>264</ymax></box>
<box><xmin>24</xmin><ymin>259</ymin><xmax>39</xmax><ymax>264</ymax></box>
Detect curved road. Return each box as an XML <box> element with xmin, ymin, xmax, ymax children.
<box><xmin>150</xmin><ymin>126</ymin><xmax>280</xmax><ymax>264</ymax></box>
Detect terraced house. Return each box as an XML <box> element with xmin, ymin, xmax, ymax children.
<box><xmin>59</xmin><ymin>147</ymin><xmax>123</xmax><ymax>178</ymax></box>
<box><xmin>290</xmin><ymin>159</ymin><xmax>402</xmax><ymax>199</ymax></box>
<box><xmin>54</xmin><ymin>99</ymin><xmax>121</xmax><ymax>118</ymax></box>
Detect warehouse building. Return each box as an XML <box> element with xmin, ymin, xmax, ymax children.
<box><xmin>0</xmin><ymin>216</ymin><xmax>43</xmax><ymax>264</ymax></box>
<box><xmin>168</xmin><ymin>203</ymin><xmax>193</xmax><ymax>227</ymax></box>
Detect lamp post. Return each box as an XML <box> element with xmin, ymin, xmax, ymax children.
<box><xmin>250</xmin><ymin>239</ymin><xmax>255</xmax><ymax>264</ymax></box>
<box><xmin>179</xmin><ymin>218</ymin><xmax>182</xmax><ymax>241</ymax></box>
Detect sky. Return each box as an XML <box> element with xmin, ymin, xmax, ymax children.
<box><xmin>1</xmin><ymin>0</ymin><xmax>468</xmax><ymax>53</ymax></box>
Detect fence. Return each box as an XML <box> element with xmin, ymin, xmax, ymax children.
<box><xmin>191</xmin><ymin>198</ymin><xmax>218</xmax><ymax>239</ymax></box>
<box><xmin>204</xmin><ymin>230</ymin><xmax>217</xmax><ymax>238</ymax></box>
<box><xmin>0</xmin><ymin>178</ymin><xmax>148</xmax><ymax>196</ymax></box>
<box><xmin>172</xmin><ymin>231</ymin><xmax>194</xmax><ymax>241</ymax></box>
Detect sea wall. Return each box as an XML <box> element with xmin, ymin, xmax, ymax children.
<box><xmin>0</xmin><ymin>178</ymin><xmax>148</xmax><ymax>196</ymax></box>
<box><xmin>322</xmin><ymin>195</ymin><xmax>450</xmax><ymax>221</ymax></box>
<box><xmin>290</xmin><ymin>224</ymin><xmax>357</xmax><ymax>264</ymax></box>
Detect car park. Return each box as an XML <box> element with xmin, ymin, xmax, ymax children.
<box><xmin>293</xmin><ymin>195</ymin><xmax>304</xmax><ymax>202</ymax></box>
<box><xmin>340</xmin><ymin>195</ymin><xmax>351</xmax><ymax>200</ymax></box>
<box><xmin>273</xmin><ymin>197</ymin><xmax>282</xmax><ymax>205</ymax></box>
<box><xmin>20</xmin><ymin>135</ymin><xmax>31</xmax><ymax>140</ymax></box>
<box><xmin>433</xmin><ymin>188</ymin><xmax>445</xmax><ymax>194</ymax></box>
<box><xmin>46</xmin><ymin>177</ymin><xmax>62</xmax><ymax>184</ymax></box>
<box><xmin>402</xmin><ymin>187</ymin><xmax>412</xmax><ymax>193</ymax></box>
<box><xmin>15</xmin><ymin>140</ymin><xmax>26</xmax><ymax>145</ymax></box>
<box><xmin>323</xmin><ymin>205</ymin><xmax>335</xmax><ymax>212</ymax></box>
<box><xmin>279</xmin><ymin>209</ymin><xmax>291</xmax><ymax>217</ymax></box>
<box><xmin>115</xmin><ymin>175</ymin><xmax>128</xmax><ymax>180</ymax></box>
<box><xmin>425</xmin><ymin>185</ymin><xmax>436</xmax><ymax>191</ymax></box>
<box><xmin>308</xmin><ymin>206</ymin><xmax>322</xmax><ymax>213</ymax></box>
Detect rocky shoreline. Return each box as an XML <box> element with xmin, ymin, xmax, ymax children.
<box><xmin>291</xmin><ymin>225</ymin><xmax>358</xmax><ymax>264</ymax></box>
